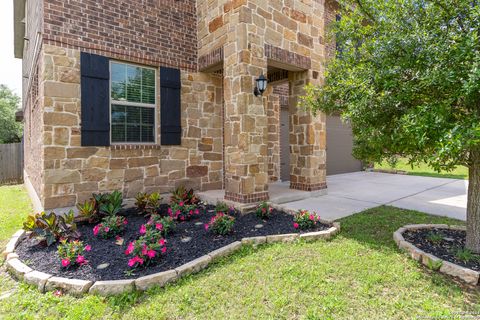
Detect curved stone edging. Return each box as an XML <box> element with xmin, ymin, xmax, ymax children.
<box><xmin>3</xmin><ymin>222</ymin><xmax>340</xmax><ymax>296</ymax></box>
<box><xmin>394</xmin><ymin>224</ymin><xmax>479</xmax><ymax>286</ymax></box>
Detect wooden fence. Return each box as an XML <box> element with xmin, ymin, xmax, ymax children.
<box><xmin>0</xmin><ymin>143</ymin><xmax>23</xmax><ymax>185</ymax></box>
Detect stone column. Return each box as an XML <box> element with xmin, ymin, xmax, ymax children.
<box><xmin>288</xmin><ymin>70</ymin><xmax>327</xmax><ymax>191</ymax></box>
<box><xmin>223</xmin><ymin>8</ymin><xmax>269</xmax><ymax>204</ymax></box>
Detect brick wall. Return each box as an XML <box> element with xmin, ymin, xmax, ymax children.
<box><xmin>43</xmin><ymin>0</ymin><xmax>197</xmax><ymax>71</ymax></box>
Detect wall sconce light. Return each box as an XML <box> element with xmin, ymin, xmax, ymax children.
<box><xmin>254</xmin><ymin>74</ymin><xmax>268</xmax><ymax>97</ymax></box>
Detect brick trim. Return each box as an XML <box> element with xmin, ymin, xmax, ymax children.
<box><xmin>224</xmin><ymin>191</ymin><xmax>269</xmax><ymax>204</ymax></box>
<box><xmin>265</xmin><ymin>44</ymin><xmax>311</xmax><ymax>70</ymax></box>
<box><xmin>290</xmin><ymin>182</ymin><xmax>327</xmax><ymax>192</ymax></box>
<box><xmin>198</xmin><ymin>47</ymin><xmax>224</xmax><ymax>71</ymax></box>
<box><xmin>43</xmin><ymin>37</ymin><xmax>196</xmax><ymax>72</ymax></box>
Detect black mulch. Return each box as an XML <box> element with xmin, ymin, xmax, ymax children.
<box><xmin>403</xmin><ymin>228</ymin><xmax>480</xmax><ymax>271</ymax></box>
<box><xmin>15</xmin><ymin>205</ymin><xmax>330</xmax><ymax>281</ymax></box>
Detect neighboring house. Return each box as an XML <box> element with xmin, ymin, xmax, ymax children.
<box><xmin>13</xmin><ymin>0</ymin><xmax>362</xmax><ymax>212</ymax></box>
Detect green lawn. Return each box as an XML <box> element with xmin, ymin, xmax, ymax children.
<box><xmin>0</xmin><ymin>185</ymin><xmax>32</xmax><ymax>248</ymax></box>
<box><xmin>376</xmin><ymin>157</ymin><xmax>469</xmax><ymax>179</ymax></box>
<box><xmin>1</xmin><ymin>186</ymin><xmax>479</xmax><ymax>319</ymax></box>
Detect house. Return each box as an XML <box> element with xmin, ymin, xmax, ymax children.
<box><xmin>13</xmin><ymin>0</ymin><xmax>362</xmax><ymax>212</ymax></box>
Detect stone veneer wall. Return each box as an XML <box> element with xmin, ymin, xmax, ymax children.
<box><xmin>40</xmin><ymin>44</ymin><xmax>223</xmax><ymax>209</ymax></box>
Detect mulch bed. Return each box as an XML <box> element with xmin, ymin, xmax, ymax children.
<box><xmin>403</xmin><ymin>228</ymin><xmax>480</xmax><ymax>271</ymax></box>
<box><xmin>16</xmin><ymin>205</ymin><xmax>329</xmax><ymax>281</ymax></box>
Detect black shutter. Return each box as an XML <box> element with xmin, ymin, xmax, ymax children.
<box><xmin>160</xmin><ymin>67</ymin><xmax>182</xmax><ymax>145</ymax></box>
<box><xmin>80</xmin><ymin>52</ymin><xmax>110</xmax><ymax>146</ymax></box>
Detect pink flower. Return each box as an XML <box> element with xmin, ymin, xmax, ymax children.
<box><xmin>158</xmin><ymin>238</ymin><xmax>165</xmax><ymax>246</ymax></box>
<box><xmin>84</xmin><ymin>245</ymin><xmax>92</xmax><ymax>252</ymax></box>
<box><xmin>168</xmin><ymin>207</ymin><xmax>173</xmax><ymax>216</ymax></box>
<box><xmin>189</xmin><ymin>210</ymin><xmax>193</xmax><ymax>216</ymax></box>
<box><xmin>123</xmin><ymin>219</ymin><xmax>128</xmax><ymax>225</ymax></box>
<box><xmin>125</xmin><ymin>242</ymin><xmax>135</xmax><ymax>255</ymax></box>
<box><xmin>194</xmin><ymin>209</ymin><xmax>199</xmax><ymax>215</ymax></box>
<box><xmin>128</xmin><ymin>256</ymin><xmax>144</xmax><ymax>267</ymax></box>
<box><xmin>139</xmin><ymin>224</ymin><xmax>147</xmax><ymax>235</ymax></box>
<box><xmin>53</xmin><ymin>290</ymin><xmax>63</xmax><ymax>297</ymax></box>
<box><xmin>76</xmin><ymin>255</ymin><xmax>86</xmax><ymax>265</ymax></box>
<box><xmin>309</xmin><ymin>214</ymin><xmax>315</xmax><ymax>221</ymax></box>
<box><xmin>104</xmin><ymin>227</ymin><xmax>110</xmax><ymax>232</ymax></box>
<box><xmin>155</xmin><ymin>223</ymin><xmax>163</xmax><ymax>231</ymax></box>
<box><xmin>180</xmin><ymin>216</ymin><xmax>185</xmax><ymax>221</ymax></box>
<box><xmin>293</xmin><ymin>222</ymin><xmax>299</xmax><ymax>229</ymax></box>
<box><xmin>141</xmin><ymin>245</ymin><xmax>148</xmax><ymax>256</ymax></box>
<box><xmin>204</xmin><ymin>224</ymin><xmax>209</xmax><ymax>231</ymax></box>
<box><xmin>146</xmin><ymin>250</ymin><xmax>156</xmax><ymax>259</ymax></box>
<box><xmin>161</xmin><ymin>247</ymin><xmax>167</xmax><ymax>254</ymax></box>
<box><xmin>93</xmin><ymin>225</ymin><xmax>100</xmax><ymax>236</ymax></box>
<box><xmin>61</xmin><ymin>259</ymin><xmax>70</xmax><ymax>267</ymax></box>
<box><xmin>179</xmin><ymin>201</ymin><xmax>184</xmax><ymax>207</ymax></box>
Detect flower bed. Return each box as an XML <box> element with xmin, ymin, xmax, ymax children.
<box><xmin>4</xmin><ymin>195</ymin><xmax>340</xmax><ymax>296</ymax></box>
<box><xmin>394</xmin><ymin>224</ymin><xmax>480</xmax><ymax>286</ymax></box>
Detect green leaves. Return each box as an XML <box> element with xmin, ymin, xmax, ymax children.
<box><xmin>0</xmin><ymin>85</ymin><xmax>22</xmax><ymax>144</ymax></box>
<box><xmin>302</xmin><ymin>0</ymin><xmax>480</xmax><ymax>169</ymax></box>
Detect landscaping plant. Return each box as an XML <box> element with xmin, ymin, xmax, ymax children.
<box><xmin>23</xmin><ymin>211</ymin><xmax>80</xmax><ymax>246</ymax></box>
<box><xmin>168</xmin><ymin>202</ymin><xmax>201</xmax><ymax>221</ymax></box>
<box><xmin>301</xmin><ymin>0</ymin><xmax>480</xmax><ymax>253</ymax></box>
<box><xmin>57</xmin><ymin>239</ymin><xmax>91</xmax><ymax>268</ymax></box>
<box><xmin>170</xmin><ymin>186</ymin><xmax>200</xmax><ymax>205</ymax></box>
<box><xmin>255</xmin><ymin>201</ymin><xmax>273</xmax><ymax>219</ymax></box>
<box><xmin>93</xmin><ymin>215</ymin><xmax>127</xmax><ymax>239</ymax></box>
<box><xmin>205</xmin><ymin>212</ymin><xmax>235</xmax><ymax>236</ymax></box>
<box><xmin>293</xmin><ymin>210</ymin><xmax>321</xmax><ymax>230</ymax></box>
<box><xmin>147</xmin><ymin>215</ymin><xmax>175</xmax><ymax>237</ymax></box>
<box><xmin>99</xmin><ymin>191</ymin><xmax>123</xmax><ymax>216</ymax></box>
<box><xmin>76</xmin><ymin>199</ymin><xmax>100</xmax><ymax>223</ymax></box>
<box><xmin>125</xmin><ymin>234</ymin><xmax>167</xmax><ymax>268</ymax></box>
<box><xmin>426</xmin><ymin>231</ymin><xmax>444</xmax><ymax>244</ymax></box>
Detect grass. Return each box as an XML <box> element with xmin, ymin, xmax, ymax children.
<box><xmin>0</xmin><ymin>187</ymin><xmax>479</xmax><ymax>319</ymax></box>
<box><xmin>376</xmin><ymin>157</ymin><xmax>468</xmax><ymax>180</ymax></box>
<box><xmin>0</xmin><ymin>185</ymin><xmax>33</xmax><ymax>248</ymax></box>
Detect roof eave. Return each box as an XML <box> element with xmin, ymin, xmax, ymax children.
<box><xmin>13</xmin><ymin>0</ymin><xmax>26</xmax><ymax>59</ymax></box>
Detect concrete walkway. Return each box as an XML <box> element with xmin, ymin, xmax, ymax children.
<box><xmin>279</xmin><ymin>172</ymin><xmax>467</xmax><ymax>222</ymax></box>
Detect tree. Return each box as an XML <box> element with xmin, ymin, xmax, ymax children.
<box><xmin>0</xmin><ymin>85</ymin><xmax>23</xmax><ymax>144</ymax></box>
<box><xmin>302</xmin><ymin>0</ymin><xmax>480</xmax><ymax>251</ymax></box>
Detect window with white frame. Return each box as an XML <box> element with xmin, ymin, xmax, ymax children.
<box><xmin>110</xmin><ymin>62</ymin><xmax>156</xmax><ymax>143</ymax></box>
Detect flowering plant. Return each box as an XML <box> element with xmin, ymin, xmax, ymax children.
<box><xmin>255</xmin><ymin>201</ymin><xmax>273</xmax><ymax>219</ymax></box>
<box><xmin>146</xmin><ymin>215</ymin><xmax>176</xmax><ymax>237</ymax></box>
<box><xmin>93</xmin><ymin>215</ymin><xmax>127</xmax><ymax>238</ymax></box>
<box><xmin>168</xmin><ymin>202</ymin><xmax>201</xmax><ymax>221</ymax></box>
<box><xmin>125</xmin><ymin>236</ymin><xmax>167</xmax><ymax>268</ymax></box>
<box><xmin>57</xmin><ymin>239</ymin><xmax>91</xmax><ymax>268</ymax></box>
<box><xmin>170</xmin><ymin>186</ymin><xmax>200</xmax><ymax>205</ymax></box>
<box><xmin>204</xmin><ymin>212</ymin><xmax>235</xmax><ymax>235</ymax></box>
<box><xmin>293</xmin><ymin>210</ymin><xmax>321</xmax><ymax>230</ymax></box>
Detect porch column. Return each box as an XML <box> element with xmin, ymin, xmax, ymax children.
<box><xmin>289</xmin><ymin>71</ymin><xmax>327</xmax><ymax>191</ymax></box>
<box><xmin>222</xmin><ymin>23</ymin><xmax>269</xmax><ymax>203</ymax></box>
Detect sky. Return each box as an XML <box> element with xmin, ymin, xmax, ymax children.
<box><xmin>0</xmin><ymin>0</ymin><xmax>23</xmax><ymax>96</ymax></box>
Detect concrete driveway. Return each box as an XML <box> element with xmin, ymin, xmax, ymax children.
<box><xmin>280</xmin><ymin>172</ymin><xmax>468</xmax><ymax>222</ymax></box>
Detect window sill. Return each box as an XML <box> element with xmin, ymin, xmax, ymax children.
<box><xmin>111</xmin><ymin>144</ymin><xmax>161</xmax><ymax>150</ymax></box>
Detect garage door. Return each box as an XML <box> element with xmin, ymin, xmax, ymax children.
<box><xmin>326</xmin><ymin>115</ymin><xmax>363</xmax><ymax>175</ymax></box>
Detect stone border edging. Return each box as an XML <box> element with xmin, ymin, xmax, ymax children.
<box><xmin>3</xmin><ymin>223</ymin><xmax>340</xmax><ymax>296</ymax></box>
<box><xmin>394</xmin><ymin>224</ymin><xmax>479</xmax><ymax>286</ymax></box>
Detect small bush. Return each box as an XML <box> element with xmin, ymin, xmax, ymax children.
<box><xmin>135</xmin><ymin>192</ymin><xmax>162</xmax><ymax>216</ymax></box>
<box><xmin>93</xmin><ymin>215</ymin><xmax>127</xmax><ymax>239</ymax></box>
<box><xmin>23</xmin><ymin>211</ymin><xmax>80</xmax><ymax>246</ymax></box>
<box><xmin>170</xmin><ymin>186</ymin><xmax>200</xmax><ymax>205</ymax></box>
<box><xmin>205</xmin><ymin>212</ymin><xmax>235</xmax><ymax>236</ymax></box>
<box><xmin>168</xmin><ymin>202</ymin><xmax>201</xmax><ymax>221</ymax></box>
<box><xmin>99</xmin><ymin>191</ymin><xmax>123</xmax><ymax>216</ymax></box>
<box><xmin>125</xmin><ymin>235</ymin><xmax>167</xmax><ymax>268</ymax></box>
<box><xmin>147</xmin><ymin>215</ymin><xmax>175</xmax><ymax>237</ymax></box>
<box><xmin>215</xmin><ymin>201</ymin><xmax>230</xmax><ymax>213</ymax></box>
<box><xmin>255</xmin><ymin>201</ymin><xmax>273</xmax><ymax>219</ymax></box>
<box><xmin>76</xmin><ymin>199</ymin><xmax>100</xmax><ymax>223</ymax></box>
<box><xmin>57</xmin><ymin>239</ymin><xmax>91</xmax><ymax>268</ymax></box>
<box><xmin>293</xmin><ymin>209</ymin><xmax>321</xmax><ymax>230</ymax></box>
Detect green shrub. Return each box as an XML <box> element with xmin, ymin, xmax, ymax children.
<box><xmin>293</xmin><ymin>210</ymin><xmax>321</xmax><ymax>230</ymax></box>
<box><xmin>147</xmin><ymin>215</ymin><xmax>175</xmax><ymax>237</ymax></box>
<box><xmin>255</xmin><ymin>201</ymin><xmax>273</xmax><ymax>219</ymax></box>
<box><xmin>23</xmin><ymin>211</ymin><xmax>80</xmax><ymax>246</ymax></box>
<box><xmin>57</xmin><ymin>239</ymin><xmax>90</xmax><ymax>268</ymax></box>
<box><xmin>205</xmin><ymin>212</ymin><xmax>235</xmax><ymax>236</ymax></box>
<box><xmin>93</xmin><ymin>215</ymin><xmax>127</xmax><ymax>239</ymax></box>
<box><xmin>170</xmin><ymin>186</ymin><xmax>199</xmax><ymax>205</ymax></box>
<box><xmin>168</xmin><ymin>202</ymin><xmax>201</xmax><ymax>221</ymax></box>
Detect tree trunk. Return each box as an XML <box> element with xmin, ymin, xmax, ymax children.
<box><xmin>466</xmin><ymin>149</ymin><xmax>480</xmax><ymax>253</ymax></box>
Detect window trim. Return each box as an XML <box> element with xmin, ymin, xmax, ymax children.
<box><xmin>109</xmin><ymin>60</ymin><xmax>158</xmax><ymax>145</ymax></box>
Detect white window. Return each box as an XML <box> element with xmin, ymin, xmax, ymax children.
<box><xmin>110</xmin><ymin>62</ymin><xmax>156</xmax><ymax>143</ymax></box>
